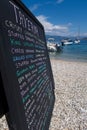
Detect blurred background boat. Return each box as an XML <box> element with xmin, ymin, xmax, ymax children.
<box><xmin>47</xmin><ymin>38</ymin><xmax>62</xmax><ymax>52</ymax></box>
<box><xmin>74</xmin><ymin>39</ymin><xmax>80</xmax><ymax>43</ymax></box>
<box><xmin>61</xmin><ymin>39</ymin><xmax>73</xmax><ymax>45</ymax></box>
<box><xmin>74</xmin><ymin>26</ymin><xmax>80</xmax><ymax>44</ymax></box>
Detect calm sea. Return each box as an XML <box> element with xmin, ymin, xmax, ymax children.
<box><xmin>49</xmin><ymin>40</ymin><xmax>87</xmax><ymax>62</ymax></box>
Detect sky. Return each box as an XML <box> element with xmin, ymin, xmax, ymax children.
<box><xmin>21</xmin><ymin>0</ymin><xmax>87</xmax><ymax>37</ymax></box>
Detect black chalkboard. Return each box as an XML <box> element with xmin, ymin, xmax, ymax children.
<box><xmin>0</xmin><ymin>0</ymin><xmax>55</xmax><ymax>130</ymax></box>
<box><xmin>0</xmin><ymin>73</ymin><xmax>8</xmax><ymax>118</ymax></box>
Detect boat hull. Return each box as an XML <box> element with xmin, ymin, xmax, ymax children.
<box><xmin>74</xmin><ymin>40</ymin><xmax>80</xmax><ymax>44</ymax></box>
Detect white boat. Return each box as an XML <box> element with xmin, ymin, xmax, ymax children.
<box><xmin>47</xmin><ymin>43</ymin><xmax>57</xmax><ymax>52</ymax></box>
<box><xmin>74</xmin><ymin>26</ymin><xmax>80</xmax><ymax>44</ymax></box>
<box><xmin>74</xmin><ymin>39</ymin><xmax>80</xmax><ymax>44</ymax></box>
<box><xmin>47</xmin><ymin>38</ymin><xmax>62</xmax><ymax>52</ymax></box>
<box><xmin>61</xmin><ymin>39</ymin><xmax>73</xmax><ymax>45</ymax></box>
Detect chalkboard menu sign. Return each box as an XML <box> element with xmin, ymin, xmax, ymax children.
<box><xmin>0</xmin><ymin>0</ymin><xmax>55</xmax><ymax>130</ymax></box>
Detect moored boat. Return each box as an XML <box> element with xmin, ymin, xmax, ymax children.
<box><xmin>74</xmin><ymin>39</ymin><xmax>80</xmax><ymax>44</ymax></box>
<box><xmin>61</xmin><ymin>39</ymin><xmax>73</xmax><ymax>45</ymax></box>
<box><xmin>47</xmin><ymin>38</ymin><xmax>62</xmax><ymax>52</ymax></box>
<box><xmin>74</xmin><ymin>26</ymin><xmax>80</xmax><ymax>44</ymax></box>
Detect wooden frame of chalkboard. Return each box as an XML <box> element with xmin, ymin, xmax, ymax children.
<box><xmin>0</xmin><ymin>0</ymin><xmax>55</xmax><ymax>130</ymax></box>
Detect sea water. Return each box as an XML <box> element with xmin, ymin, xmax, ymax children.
<box><xmin>49</xmin><ymin>40</ymin><xmax>87</xmax><ymax>62</ymax></box>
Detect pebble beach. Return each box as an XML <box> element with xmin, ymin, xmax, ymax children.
<box><xmin>49</xmin><ymin>58</ymin><xmax>87</xmax><ymax>130</ymax></box>
<box><xmin>0</xmin><ymin>58</ymin><xmax>87</xmax><ymax>130</ymax></box>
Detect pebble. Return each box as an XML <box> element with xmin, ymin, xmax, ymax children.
<box><xmin>49</xmin><ymin>59</ymin><xmax>87</xmax><ymax>130</ymax></box>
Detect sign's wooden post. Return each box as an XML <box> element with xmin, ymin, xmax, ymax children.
<box><xmin>0</xmin><ymin>0</ymin><xmax>55</xmax><ymax>130</ymax></box>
